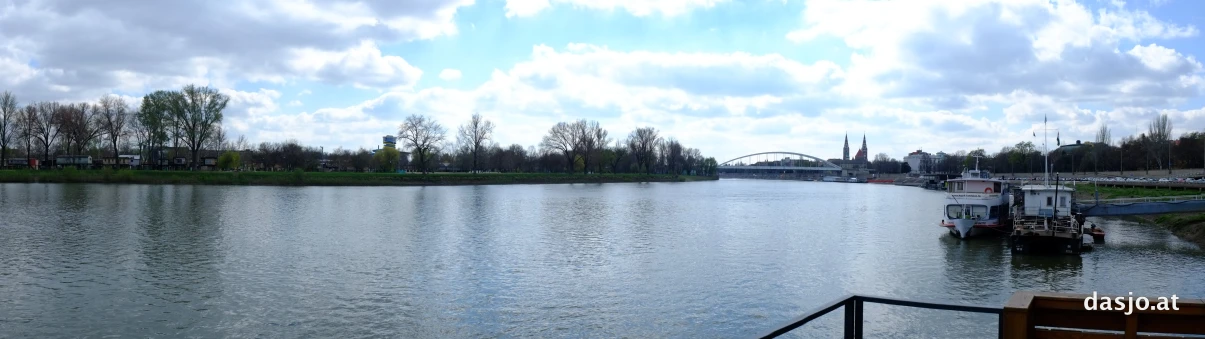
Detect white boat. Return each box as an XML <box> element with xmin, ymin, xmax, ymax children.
<box><xmin>822</xmin><ymin>176</ymin><xmax>841</xmax><ymax>182</ymax></box>
<box><xmin>940</xmin><ymin>158</ymin><xmax>1011</xmax><ymax>238</ymax></box>
<box><xmin>1008</xmin><ymin>178</ymin><xmax>1085</xmax><ymax>254</ymax></box>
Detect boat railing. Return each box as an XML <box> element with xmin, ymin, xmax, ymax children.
<box><xmin>1091</xmin><ymin>194</ymin><xmax>1205</xmax><ymax>205</ymax></box>
<box><xmin>758</xmin><ymin>294</ymin><xmax>1003</xmax><ymax>339</ymax></box>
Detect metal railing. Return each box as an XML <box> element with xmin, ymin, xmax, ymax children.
<box><xmin>1091</xmin><ymin>194</ymin><xmax>1205</xmax><ymax>204</ymax></box>
<box><xmin>758</xmin><ymin>295</ymin><xmax>1003</xmax><ymax>339</ymax></box>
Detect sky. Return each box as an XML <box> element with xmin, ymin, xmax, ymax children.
<box><xmin>2</xmin><ymin>0</ymin><xmax>1204</xmax><ymax>163</ymax></box>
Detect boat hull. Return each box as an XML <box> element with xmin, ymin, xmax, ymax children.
<box><xmin>941</xmin><ymin>220</ymin><xmax>1008</xmax><ymax>238</ymax></box>
<box><xmin>1009</xmin><ymin>232</ymin><xmax>1085</xmax><ymax>255</ymax></box>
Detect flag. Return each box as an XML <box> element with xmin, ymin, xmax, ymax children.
<box><xmin>1033</xmin><ymin>131</ymin><xmax>1036</xmax><ymax>137</ymax></box>
<box><xmin>1056</xmin><ymin>132</ymin><xmax>1061</xmax><ymax>146</ymax></box>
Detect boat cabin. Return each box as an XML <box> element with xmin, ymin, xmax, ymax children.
<box><xmin>946</xmin><ymin>179</ymin><xmax>1004</xmax><ymax>195</ymax></box>
<box><xmin>1015</xmin><ymin>185</ymin><xmax>1076</xmax><ymax>218</ymax></box>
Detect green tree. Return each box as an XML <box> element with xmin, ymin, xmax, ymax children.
<box><xmin>963</xmin><ymin>148</ymin><xmax>987</xmax><ymax>168</ymax></box>
<box><xmin>702</xmin><ymin>157</ymin><xmax>718</xmax><ymax>176</ymax></box>
<box><xmin>172</xmin><ymin>85</ymin><xmax>229</xmax><ymax>170</ymax></box>
<box><xmin>217</xmin><ymin>151</ymin><xmax>241</xmax><ymax>170</ymax></box>
<box><xmin>1011</xmin><ymin>141</ymin><xmax>1036</xmax><ymax>174</ymax></box>
<box><xmin>138</xmin><ymin>90</ymin><xmax>177</xmax><ymax>168</ymax></box>
<box><xmin>373</xmin><ymin>148</ymin><xmax>401</xmax><ymax>173</ymax></box>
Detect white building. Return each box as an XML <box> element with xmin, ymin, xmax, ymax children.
<box><xmin>904</xmin><ymin>149</ymin><xmax>933</xmax><ymax>174</ymax></box>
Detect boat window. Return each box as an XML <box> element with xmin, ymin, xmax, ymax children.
<box><xmin>971</xmin><ymin>205</ymin><xmax>988</xmax><ymax>219</ymax></box>
<box><xmin>1046</xmin><ymin>196</ymin><xmax>1053</xmax><ymax>206</ymax></box>
<box><xmin>946</xmin><ymin>205</ymin><xmax>963</xmax><ymax>219</ymax></box>
<box><xmin>993</xmin><ymin>183</ymin><xmax>1001</xmax><ymax>193</ymax></box>
<box><xmin>956</xmin><ymin>182</ymin><xmax>964</xmax><ymax>191</ymax></box>
<box><xmin>1060</xmin><ymin>196</ymin><xmax>1068</xmax><ymax>207</ymax></box>
<box><xmin>989</xmin><ymin>206</ymin><xmax>999</xmax><ymax>218</ymax></box>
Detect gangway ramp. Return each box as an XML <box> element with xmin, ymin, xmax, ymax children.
<box><xmin>1077</xmin><ymin>194</ymin><xmax>1205</xmax><ymax>216</ymax></box>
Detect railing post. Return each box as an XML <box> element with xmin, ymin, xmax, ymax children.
<box><xmin>844</xmin><ymin>297</ymin><xmax>863</xmax><ymax>339</ymax></box>
<box><xmin>998</xmin><ymin>312</ymin><xmax>1004</xmax><ymax>339</ymax></box>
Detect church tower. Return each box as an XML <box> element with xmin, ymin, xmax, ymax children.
<box><xmin>861</xmin><ymin>134</ymin><xmax>868</xmax><ymax>159</ymax></box>
<box><xmin>843</xmin><ymin>133</ymin><xmax>850</xmax><ymax>161</ymax></box>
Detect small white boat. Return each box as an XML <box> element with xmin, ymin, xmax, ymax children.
<box><xmin>1008</xmin><ymin>179</ymin><xmax>1086</xmax><ymax>254</ymax></box>
<box><xmin>940</xmin><ymin>158</ymin><xmax>1011</xmax><ymax>239</ymax></box>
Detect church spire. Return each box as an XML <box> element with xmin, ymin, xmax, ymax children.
<box><xmin>861</xmin><ymin>134</ymin><xmax>867</xmax><ymax>154</ymax></box>
<box><xmin>843</xmin><ymin>133</ymin><xmax>850</xmax><ymax>161</ymax></box>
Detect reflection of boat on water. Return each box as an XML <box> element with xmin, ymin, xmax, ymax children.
<box><xmin>922</xmin><ymin>179</ymin><xmax>945</xmax><ymax>190</ymax></box>
<box><xmin>940</xmin><ymin>159</ymin><xmax>1011</xmax><ymax>239</ymax></box>
<box><xmin>1009</xmin><ymin>252</ymin><xmax>1084</xmax><ymax>286</ymax></box>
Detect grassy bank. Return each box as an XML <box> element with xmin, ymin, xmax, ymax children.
<box><xmin>1070</xmin><ymin>183</ymin><xmax>1197</xmax><ymax>200</ymax></box>
<box><xmin>0</xmin><ymin>169</ymin><xmax>718</xmax><ymax>186</ymax></box>
<box><xmin>1072</xmin><ymin>183</ymin><xmax>1205</xmax><ymax>247</ymax></box>
<box><xmin>1138</xmin><ymin>214</ymin><xmax>1205</xmax><ymax>247</ymax></box>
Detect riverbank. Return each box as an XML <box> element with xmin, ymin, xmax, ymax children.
<box><xmin>1073</xmin><ymin>183</ymin><xmax>1205</xmax><ymax>247</ymax></box>
<box><xmin>0</xmin><ymin>169</ymin><xmax>718</xmax><ymax>186</ymax></box>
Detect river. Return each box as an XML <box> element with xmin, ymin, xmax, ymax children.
<box><xmin>1</xmin><ymin>180</ymin><xmax>1203</xmax><ymax>338</ymax></box>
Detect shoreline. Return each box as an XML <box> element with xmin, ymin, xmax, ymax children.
<box><xmin>0</xmin><ymin>169</ymin><xmax>719</xmax><ymax>187</ymax></box>
<box><xmin>1132</xmin><ymin>214</ymin><xmax>1205</xmax><ymax>248</ymax></box>
<box><xmin>1072</xmin><ymin>184</ymin><xmax>1205</xmax><ymax>247</ymax></box>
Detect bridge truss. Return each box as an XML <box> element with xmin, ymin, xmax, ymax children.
<box><xmin>717</xmin><ymin>152</ymin><xmax>843</xmax><ymax>178</ymax></box>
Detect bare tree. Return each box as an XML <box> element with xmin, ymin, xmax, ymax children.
<box><xmin>1148</xmin><ymin>114</ymin><xmax>1172</xmax><ymax>173</ymax></box>
<box><xmin>18</xmin><ymin>104</ymin><xmax>38</xmax><ymax>165</ymax></box>
<box><xmin>205</xmin><ymin>124</ymin><xmax>228</xmax><ymax>151</ymax></box>
<box><xmin>1094</xmin><ymin>124</ymin><xmax>1111</xmax><ymax>174</ymax></box>
<box><xmin>572</xmin><ymin>120</ymin><xmax>608</xmax><ymax>174</ymax></box>
<box><xmin>456</xmin><ymin>113</ymin><xmax>495</xmax><ymax>173</ymax></box>
<box><xmin>32</xmin><ymin>102</ymin><xmax>63</xmax><ymax>164</ymax></box>
<box><xmin>540</xmin><ymin>121</ymin><xmax>580</xmax><ymax>173</ymax></box>
<box><xmin>0</xmin><ymin>91</ymin><xmax>15</xmax><ymax>166</ymax></box>
<box><xmin>173</xmin><ymin>85</ymin><xmax>229</xmax><ymax>169</ymax></box>
<box><xmin>128</xmin><ymin>115</ymin><xmax>150</xmax><ymax>161</ymax></box>
<box><xmin>233</xmin><ymin>134</ymin><xmax>249</xmax><ymax>151</ymax></box>
<box><xmin>60</xmin><ymin>103</ymin><xmax>103</xmax><ymax>155</ymax></box>
<box><xmin>609</xmin><ymin>141</ymin><xmax>629</xmax><ymax>173</ymax></box>
<box><xmin>98</xmin><ymin>95</ymin><xmax>130</xmax><ymax>158</ymax></box>
<box><xmin>666</xmin><ymin>138</ymin><xmax>683</xmax><ymax>175</ymax></box>
<box><xmin>398</xmin><ymin>114</ymin><xmax>447</xmax><ymax>174</ymax></box>
<box><xmin>626</xmin><ymin>127</ymin><xmax>661</xmax><ymax>174</ymax></box>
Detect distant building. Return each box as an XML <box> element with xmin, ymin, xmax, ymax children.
<box><xmin>843</xmin><ymin>134</ymin><xmax>850</xmax><ymax>161</ymax></box>
<box><xmin>904</xmin><ymin>150</ymin><xmax>934</xmax><ymax>174</ymax></box>
<box><xmin>382</xmin><ymin>135</ymin><xmax>397</xmax><ymax>149</ymax></box>
<box><xmin>833</xmin><ymin>134</ymin><xmax>872</xmax><ymax>180</ymax></box>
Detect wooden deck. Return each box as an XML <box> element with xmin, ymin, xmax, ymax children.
<box><xmin>1003</xmin><ymin>291</ymin><xmax>1205</xmax><ymax>339</ymax></box>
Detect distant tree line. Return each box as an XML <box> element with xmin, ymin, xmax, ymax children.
<box><xmin>868</xmin><ymin>113</ymin><xmax>1197</xmax><ymax>176</ymax></box>
<box><xmin>0</xmin><ymin>86</ymin><xmax>229</xmax><ymax>169</ymax></box>
<box><xmin>0</xmin><ymin>88</ymin><xmax>716</xmax><ymax>175</ymax></box>
<box><xmin>382</xmin><ymin>113</ymin><xmax>717</xmax><ymax>175</ymax></box>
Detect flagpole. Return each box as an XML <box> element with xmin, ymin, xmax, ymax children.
<box><xmin>1044</xmin><ymin>115</ymin><xmax>1049</xmax><ymax>186</ymax></box>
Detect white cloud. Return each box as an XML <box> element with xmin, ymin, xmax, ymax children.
<box><xmin>0</xmin><ymin>0</ymin><xmax>464</xmax><ymax>100</ymax></box>
<box><xmin>288</xmin><ymin>40</ymin><xmax>423</xmax><ymax>89</ymax></box>
<box><xmin>439</xmin><ymin>69</ymin><xmax>463</xmax><ymax>81</ymax></box>
<box><xmin>788</xmin><ymin>0</ymin><xmax>1202</xmax><ymax>107</ymax></box>
<box><xmin>504</xmin><ymin>0</ymin><xmax>727</xmax><ymax>17</ymax></box>
<box><xmin>3</xmin><ymin>0</ymin><xmax>1204</xmax><ymax>163</ymax></box>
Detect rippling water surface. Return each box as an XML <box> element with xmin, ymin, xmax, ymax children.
<box><xmin>1</xmin><ymin>180</ymin><xmax>1203</xmax><ymax>338</ymax></box>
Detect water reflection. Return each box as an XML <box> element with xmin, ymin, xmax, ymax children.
<box><xmin>1</xmin><ymin>181</ymin><xmax>1203</xmax><ymax>338</ymax></box>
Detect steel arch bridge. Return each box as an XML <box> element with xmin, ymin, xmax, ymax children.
<box><xmin>717</xmin><ymin>152</ymin><xmax>842</xmax><ymax>174</ymax></box>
